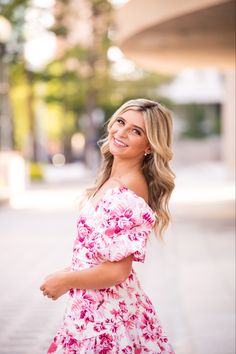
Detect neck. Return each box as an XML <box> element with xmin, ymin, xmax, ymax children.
<box><xmin>110</xmin><ymin>157</ymin><xmax>142</xmax><ymax>180</ymax></box>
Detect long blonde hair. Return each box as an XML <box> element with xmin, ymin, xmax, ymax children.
<box><xmin>85</xmin><ymin>98</ymin><xmax>175</xmax><ymax>238</ymax></box>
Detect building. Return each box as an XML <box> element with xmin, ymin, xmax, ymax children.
<box><xmin>114</xmin><ymin>0</ymin><xmax>235</xmax><ymax>176</ymax></box>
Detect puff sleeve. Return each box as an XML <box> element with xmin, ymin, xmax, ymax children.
<box><xmin>94</xmin><ymin>187</ymin><xmax>155</xmax><ymax>263</ymax></box>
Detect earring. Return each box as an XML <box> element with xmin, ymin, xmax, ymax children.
<box><xmin>144</xmin><ymin>152</ymin><xmax>148</xmax><ymax>156</ymax></box>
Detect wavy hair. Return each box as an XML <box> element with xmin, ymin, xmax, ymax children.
<box><xmin>85</xmin><ymin>98</ymin><xmax>176</xmax><ymax>238</ymax></box>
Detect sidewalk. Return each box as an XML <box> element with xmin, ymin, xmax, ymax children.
<box><xmin>0</xmin><ymin>162</ymin><xmax>235</xmax><ymax>354</ymax></box>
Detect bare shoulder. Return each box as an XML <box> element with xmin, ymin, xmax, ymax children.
<box><xmin>122</xmin><ymin>175</ymin><xmax>149</xmax><ymax>204</ymax></box>
<box><xmin>106</xmin><ymin>175</ymin><xmax>149</xmax><ymax>203</ymax></box>
<box><xmin>96</xmin><ymin>177</ymin><xmax>123</xmax><ymax>196</ymax></box>
<box><xmin>105</xmin><ymin>177</ymin><xmax>124</xmax><ymax>189</ymax></box>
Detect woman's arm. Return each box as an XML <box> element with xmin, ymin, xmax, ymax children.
<box><xmin>40</xmin><ymin>255</ymin><xmax>133</xmax><ymax>300</ymax></box>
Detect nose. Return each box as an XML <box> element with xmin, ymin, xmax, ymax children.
<box><xmin>116</xmin><ymin>126</ymin><xmax>128</xmax><ymax>138</ymax></box>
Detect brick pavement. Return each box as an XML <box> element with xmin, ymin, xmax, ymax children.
<box><xmin>0</xmin><ymin>175</ymin><xmax>235</xmax><ymax>354</ymax></box>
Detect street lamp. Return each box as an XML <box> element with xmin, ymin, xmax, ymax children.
<box><xmin>0</xmin><ymin>15</ymin><xmax>13</xmax><ymax>151</ymax></box>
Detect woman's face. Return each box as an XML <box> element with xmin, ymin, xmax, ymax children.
<box><xmin>108</xmin><ymin>109</ymin><xmax>151</xmax><ymax>161</ymax></box>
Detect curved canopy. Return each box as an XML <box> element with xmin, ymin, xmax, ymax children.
<box><xmin>114</xmin><ymin>0</ymin><xmax>235</xmax><ymax>72</ymax></box>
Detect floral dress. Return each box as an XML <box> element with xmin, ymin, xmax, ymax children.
<box><xmin>47</xmin><ymin>186</ymin><xmax>174</xmax><ymax>354</ymax></box>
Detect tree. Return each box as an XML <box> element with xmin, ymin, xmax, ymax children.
<box><xmin>2</xmin><ymin>0</ymin><xmax>172</xmax><ymax>167</ymax></box>
<box><xmin>1</xmin><ymin>0</ymin><xmax>43</xmax><ymax>162</ymax></box>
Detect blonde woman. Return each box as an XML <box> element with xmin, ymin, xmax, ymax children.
<box><xmin>40</xmin><ymin>98</ymin><xmax>175</xmax><ymax>353</ymax></box>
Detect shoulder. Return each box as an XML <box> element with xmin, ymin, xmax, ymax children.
<box><xmin>105</xmin><ymin>177</ymin><xmax>124</xmax><ymax>189</ymax></box>
<box><xmin>121</xmin><ymin>175</ymin><xmax>149</xmax><ymax>204</ymax></box>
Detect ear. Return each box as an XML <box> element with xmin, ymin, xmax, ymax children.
<box><xmin>144</xmin><ymin>148</ymin><xmax>152</xmax><ymax>155</ymax></box>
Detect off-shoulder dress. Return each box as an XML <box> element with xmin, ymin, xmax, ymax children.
<box><xmin>47</xmin><ymin>186</ymin><xmax>174</xmax><ymax>354</ymax></box>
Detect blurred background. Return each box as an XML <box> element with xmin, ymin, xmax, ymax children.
<box><xmin>0</xmin><ymin>0</ymin><xmax>235</xmax><ymax>353</ymax></box>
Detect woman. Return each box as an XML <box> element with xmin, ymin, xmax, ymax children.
<box><xmin>40</xmin><ymin>98</ymin><xmax>175</xmax><ymax>353</ymax></box>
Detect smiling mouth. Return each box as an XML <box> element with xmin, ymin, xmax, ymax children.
<box><xmin>112</xmin><ymin>137</ymin><xmax>128</xmax><ymax>147</ymax></box>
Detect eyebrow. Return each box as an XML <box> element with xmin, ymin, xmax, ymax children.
<box><xmin>117</xmin><ymin>116</ymin><xmax>145</xmax><ymax>134</ymax></box>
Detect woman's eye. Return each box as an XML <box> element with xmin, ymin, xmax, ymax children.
<box><xmin>117</xmin><ymin>119</ymin><xmax>124</xmax><ymax>125</ymax></box>
<box><xmin>132</xmin><ymin>129</ymin><xmax>141</xmax><ymax>136</ymax></box>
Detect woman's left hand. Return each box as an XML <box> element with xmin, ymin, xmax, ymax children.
<box><xmin>40</xmin><ymin>270</ymin><xmax>70</xmax><ymax>300</ymax></box>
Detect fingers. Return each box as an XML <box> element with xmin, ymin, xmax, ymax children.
<box><xmin>40</xmin><ymin>285</ymin><xmax>57</xmax><ymax>300</ymax></box>
<box><xmin>40</xmin><ymin>276</ymin><xmax>60</xmax><ymax>300</ymax></box>
<box><xmin>40</xmin><ymin>284</ymin><xmax>51</xmax><ymax>298</ymax></box>
<box><xmin>42</xmin><ymin>290</ymin><xmax>56</xmax><ymax>300</ymax></box>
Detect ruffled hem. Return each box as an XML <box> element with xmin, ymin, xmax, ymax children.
<box><xmin>47</xmin><ymin>325</ymin><xmax>175</xmax><ymax>354</ymax></box>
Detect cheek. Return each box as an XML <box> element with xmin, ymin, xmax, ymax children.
<box><xmin>130</xmin><ymin>136</ymin><xmax>148</xmax><ymax>149</ymax></box>
<box><xmin>108</xmin><ymin>127</ymin><xmax>116</xmax><ymax>145</ymax></box>
<box><xmin>108</xmin><ymin>129</ymin><xmax>114</xmax><ymax>141</ymax></box>
<box><xmin>108</xmin><ymin>124</ymin><xmax>116</xmax><ymax>136</ymax></box>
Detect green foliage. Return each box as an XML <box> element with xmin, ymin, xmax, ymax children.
<box><xmin>0</xmin><ymin>0</ymin><xmax>29</xmax><ymax>21</ymax></box>
<box><xmin>51</xmin><ymin>24</ymin><xmax>68</xmax><ymax>37</ymax></box>
<box><xmin>5</xmin><ymin>0</ymin><xmax>174</xmax><ymax>164</ymax></box>
<box><xmin>10</xmin><ymin>82</ymin><xmax>29</xmax><ymax>149</ymax></box>
<box><xmin>28</xmin><ymin>161</ymin><xmax>44</xmax><ymax>181</ymax></box>
<box><xmin>180</xmin><ymin>104</ymin><xmax>221</xmax><ymax>139</ymax></box>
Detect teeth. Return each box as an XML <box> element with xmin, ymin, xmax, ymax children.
<box><xmin>114</xmin><ymin>138</ymin><xmax>127</xmax><ymax>147</ymax></box>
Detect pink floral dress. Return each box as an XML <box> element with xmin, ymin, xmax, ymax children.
<box><xmin>47</xmin><ymin>186</ymin><xmax>174</xmax><ymax>354</ymax></box>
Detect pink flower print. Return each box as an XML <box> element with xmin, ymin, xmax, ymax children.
<box><xmin>82</xmin><ymin>291</ymin><xmax>96</xmax><ymax>305</ymax></box>
<box><xmin>105</xmin><ymin>288</ymin><xmax>122</xmax><ymax>300</ymax></box>
<box><xmin>71</xmin><ymin>299</ymin><xmax>82</xmax><ymax>313</ymax></box>
<box><xmin>126</xmin><ymin>285</ymin><xmax>135</xmax><ymax>299</ymax></box>
<box><xmin>67</xmin><ymin>337</ymin><xmax>77</xmax><ymax>347</ymax></box>
<box><xmin>122</xmin><ymin>346</ymin><xmax>133</xmax><ymax>353</ymax></box>
<box><xmin>85</xmin><ymin>250</ymin><xmax>95</xmax><ymax>260</ymax></box>
<box><xmin>159</xmin><ymin>339</ymin><xmax>174</xmax><ymax>352</ymax></box>
<box><xmin>48</xmin><ymin>341</ymin><xmax>57</xmax><ymax>353</ymax></box>
<box><xmin>98</xmin><ymin>333</ymin><xmax>114</xmax><ymax>351</ymax></box>
<box><xmin>96</xmin><ymin>302</ymin><xmax>107</xmax><ymax>319</ymax></box>
<box><xmin>142</xmin><ymin>212</ymin><xmax>154</xmax><ymax>224</ymax></box>
<box><xmin>110</xmin><ymin>321</ymin><xmax>120</xmax><ymax>334</ymax></box>
<box><xmin>124</xmin><ymin>314</ymin><xmax>136</xmax><ymax>330</ymax></box>
<box><xmin>105</xmin><ymin>228</ymin><xmax>114</xmax><ymax>236</ymax></box>
<box><xmin>75</xmin><ymin>323</ymin><xmax>86</xmax><ymax>332</ymax></box>
<box><xmin>157</xmin><ymin>325</ymin><xmax>163</xmax><ymax>336</ymax></box>
<box><xmin>119</xmin><ymin>300</ymin><xmax>128</xmax><ymax>314</ymax></box>
<box><xmin>123</xmin><ymin>208</ymin><xmax>133</xmax><ymax>219</ymax></box>
<box><xmin>114</xmin><ymin>225</ymin><xmax>122</xmax><ymax>234</ymax></box>
<box><xmin>127</xmin><ymin>231</ymin><xmax>139</xmax><ymax>241</ymax></box>
<box><xmin>94</xmin><ymin>322</ymin><xmax>106</xmax><ymax>333</ymax></box>
<box><xmin>134</xmin><ymin>348</ymin><xmax>142</xmax><ymax>354</ymax></box>
<box><xmin>118</xmin><ymin>216</ymin><xmax>134</xmax><ymax>230</ymax></box>
<box><xmin>46</xmin><ymin>187</ymin><xmax>174</xmax><ymax>354</ymax></box>
<box><xmin>110</xmin><ymin>308</ymin><xmax>121</xmax><ymax>320</ymax></box>
<box><xmin>77</xmin><ymin>225</ymin><xmax>90</xmax><ymax>241</ymax></box>
<box><xmin>84</xmin><ymin>239</ymin><xmax>95</xmax><ymax>250</ymax></box>
<box><xmin>77</xmin><ymin>218</ymin><xmax>92</xmax><ymax>235</ymax></box>
<box><xmin>140</xmin><ymin>313</ymin><xmax>156</xmax><ymax>341</ymax></box>
<box><xmin>98</xmin><ymin>350</ymin><xmax>110</xmax><ymax>354</ymax></box>
<box><xmin>77</xmin><ymin>216</ymin><xmax>86</xmax><ymax>225</ymax></box>
<box><xmin>103</xmin><ymin>217</ymin><xmax>119</xmax><ymax>236</ymax></box>
<box><xmin>80</xmin><ymin>308</ymin><xmax>95</xmax><ymax>324</ymax></box>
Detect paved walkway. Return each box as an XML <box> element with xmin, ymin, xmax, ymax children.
<box><xmin>0</xmin><ymin>162</ymin><xmax>235</xmax><ymax>354</ymax></box>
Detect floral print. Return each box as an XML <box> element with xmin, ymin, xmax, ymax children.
<box><xmin>47</xmin><ymin>186</ymin><xmax>174</xmax><ymax>354</ymax></box>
